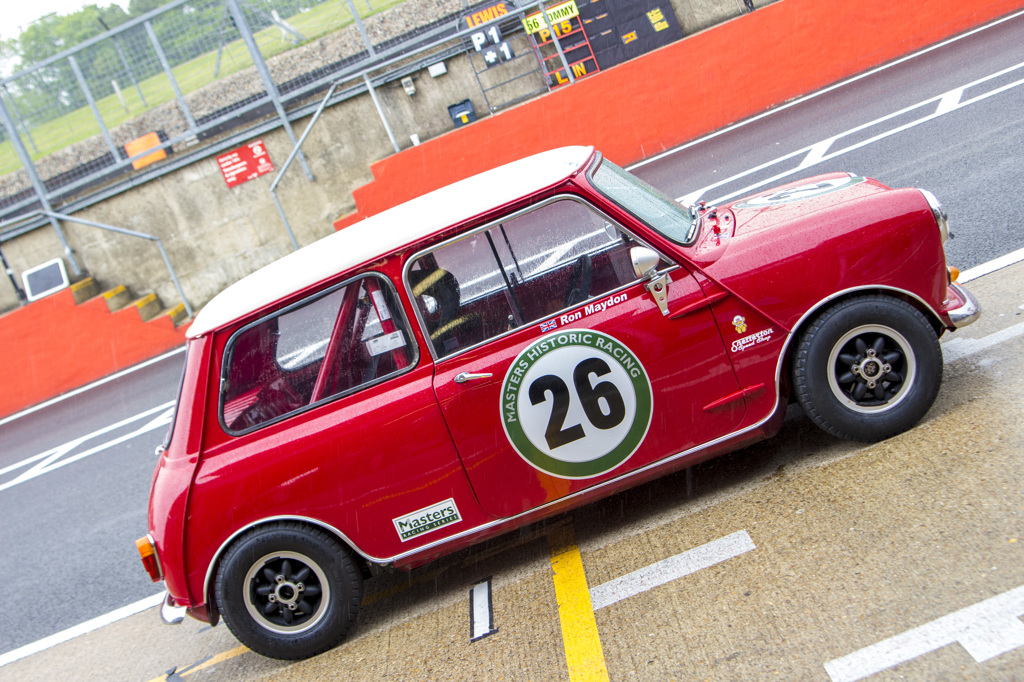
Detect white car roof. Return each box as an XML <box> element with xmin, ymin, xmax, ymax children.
<box><xmin>187</xmin><ymin>146</ymin><xmax>595</xmax><ymax>338</ymax></box>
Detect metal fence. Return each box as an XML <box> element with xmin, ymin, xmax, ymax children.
<box><xmin>0</xmin><ymin>0</ymin><xmax>484</xmax><ymax>227</ymax></box>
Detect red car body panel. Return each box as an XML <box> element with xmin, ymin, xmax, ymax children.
<box><xmin>143</xmin><ymin>147</ymin><xmax>971</xmax><ymax>623</ymax></box>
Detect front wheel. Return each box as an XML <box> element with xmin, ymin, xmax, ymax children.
<box><xmin>215</xmin><ymin>522</ymin><xmax>362</xmax><ymax>660</ymax></box>
<box><xmin>792</xmin><ymin>295</ymin><xmax>942</xmax><ymax>442</ymax></box>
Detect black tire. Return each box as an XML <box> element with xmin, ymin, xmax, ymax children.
<box><xmin>215</xmin><ymin>522</ymin><xmax>362</xmax><ymax>660</ymax></box>
<box><xmin>792</xmin><ymin>295</ymin><xmax>942</xmax><ymax>442</ymax></box>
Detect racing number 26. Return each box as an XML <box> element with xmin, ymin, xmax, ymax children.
<box><xmin>528</xmin><ymin>357</ymin><xmax>625</xmax><ymax>449</ymax></box>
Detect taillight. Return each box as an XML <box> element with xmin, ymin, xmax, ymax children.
<box><xmin>136</xmin><ymin>535</ymin><xmax>162</xmax><ymax>582</ymax></box>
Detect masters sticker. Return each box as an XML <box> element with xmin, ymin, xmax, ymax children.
<box><xmin>393</xmin><ymin>499</ymin><xmax>461</xmax><ymax>542</ymax></box>
<box><xmin>501</xmin><ymin>330</ymin><xmax>653</xmax><ymax>479</ymax></box>
<box><xmin>733</xmin><ymin>176</ymin><xmax>866</xmax><ymax>209</ymax></box>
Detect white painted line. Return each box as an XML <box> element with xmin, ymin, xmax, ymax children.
<box><xmin>589</xmin><ymin>530</ymin><xmax>755</xmax><ymax>610</ymax></box>
<box><xmin>798</xmin><ymin>138</ymin><xmax>835</xmax><ymax>170</ymax></box>
<box><xmin>0</xmin><ymin>592</ymin><xmax>164</xmax><ymax>668</ymax></box>
<box><xmin>824</xmin><ymin>584</ymin><xmax>1024</xmax><ymax>682</ymax></box>
<box><xmin>942</xmin><ymin>320</ymin><xmax>1024</xmax><ymax>364</ymax></box>
<box><xmin>0</xmin><ymin>345</ymin><xmax>185</xmax><ymax>428</ymax></box>
<box><xmin>627</xmin><ymin>8</ymin><xmax>1024</xmax><ymax>171</ymax></box>
<box><xmin>935</xmin><ymin>86</ymin><xmax>965</xmax><ymax>116</ymax></box>
<box><xmin>680</xmin><ymin>65</ymin><xmax>1024</xmax><ymax>207</ymax></box>
<box><xmin>0</xmin><ymin>401</ymin><xmax>174</xmax><ymax>493</ymax></box>
<box><xmin>470</xmin><ymin>578</ymin><xmax>497</xmax><ymax>642</ymax></box>
<box><xmin>959</xmin><ymin>246</ymin><xmax>1024</xmax><ymax>282</ymax></box>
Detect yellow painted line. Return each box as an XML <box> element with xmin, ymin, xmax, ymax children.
<box><xmin>180</xmin><ymin>645</ymin><xmax>249</xmax><ymax>676</ymax></box>
<box><xmin>548</xmin><ymin>523</ymin><xmax>610</xmax><ymax>681</ymax></box>
<box><xmin>146</xmin><ymin>645</ymin><xmax>249</xmax><ymax>682</ymax></box>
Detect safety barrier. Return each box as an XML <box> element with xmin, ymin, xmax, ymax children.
<box><xmin>3</xmin><ymin>0</ymin><xmax>1022</xmax><ymax>419</ymax></box>
<box><xmin>335</xmin><ymin>0</ymin><xmax>1024</xmax><ymax>229</ymax></box>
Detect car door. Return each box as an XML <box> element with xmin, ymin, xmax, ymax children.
<box><xmin>411</xmin><ymin>196</ymin><xmax>746</xmax><ymax>519</ymax></box>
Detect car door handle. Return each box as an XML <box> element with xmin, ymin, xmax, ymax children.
<box><xmin>454</xmin><ymin>372</ymin><xmax>493</xmax><ymax>384</ymax></box>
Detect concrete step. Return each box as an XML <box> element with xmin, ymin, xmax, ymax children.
<box><xmin>131</xmin><ymin>293</ymin><xmax>161</xmax><ymax>322</ymax></box>
<box><xmin>70</xmin><ymin>277</ymin><xmax>100</xmax><ymax>304</ymax></box>
<box><xmin>78</xmin><ymin>280</ymin><xmax>187</xmax><ymax>327</ymax></box>
<box><xmin>162</xmin><ymin>302</ymin><xmax>190</xmax><ymax>328</ymax></box>
<box><xmin>102</xmin><ymin>285</ymin><xmax>132</xmax><ymax>312</ymax></box>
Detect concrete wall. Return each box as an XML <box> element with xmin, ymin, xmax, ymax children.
<box><xmin>2</xmin><ymin>0</ymin><xmax>1020</xmax><ymax>419</ymax></box>
<box><xmin>0</xmin><ymin>0</ymin><xmax>772</xmax><ymax>316</ymax></box>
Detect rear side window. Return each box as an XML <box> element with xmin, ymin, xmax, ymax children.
<box><xmin>220</xmin><ymin>274</ymin><xmax>416</xmax><ymax>433</ymax></box>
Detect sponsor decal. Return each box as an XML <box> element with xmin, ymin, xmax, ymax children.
<box><xmin>731</xmin><ymin>328</ymin><xmax>774</xmax><ymax>353</ymax></box>
<box><xmin>733</xmin><ymin>176</ymin><xmax>866</xmax><ymax>209</ymax></box>
<box><xmin>501</xmin><ymin>330</ymin><xmax>653</xmax><ymax>479</ymax></box>
<box><xmin>732</xmin><ymin>315</ymin><xmax>747</xmax><ymax>333</ymax></box>
<box><xmin>393</xmin><ymin>499</ymin><xmax>461</xmax><ymax>541</ymax></box>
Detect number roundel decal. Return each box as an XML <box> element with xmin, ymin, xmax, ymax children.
<box><xmin>501</xmin><ymin>330</ymin><xmax>653</xmax><ymax>479</ymax></box>
<box><xmin>732</xmin><ymin>176</ymin><xmax>866</xmax><ymax>208</ymax></box>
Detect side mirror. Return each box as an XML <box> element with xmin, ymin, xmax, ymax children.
<box><xmin>630</xmin><ymin>246</ymin><xmax>661</xmax><ymax>279</ymax></box>
<box><xmin>630</xmin><ymin>246</ymin><xmax>671</xmax><ymax>316</ymax></box>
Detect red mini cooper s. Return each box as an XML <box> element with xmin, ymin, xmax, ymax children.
<box><xmin>137</xmin><ymin>146</ymin><xmax>979</xmax><ymax>659</ymax></box>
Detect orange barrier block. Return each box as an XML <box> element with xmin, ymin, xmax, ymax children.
<box><xmin>0</xmin><ymin>289</ymin><xmax>185</xmax><ymax>419</ymax></box>
<box><xmin>335</xmin><ymin>0</ymin><xmax>1024</xmax><ymax>230</ymax></box>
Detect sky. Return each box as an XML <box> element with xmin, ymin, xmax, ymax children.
<box><xmin>1</xmin><ymin>0</ymin><xmax>130</xmax><ymax>42</ymax></box>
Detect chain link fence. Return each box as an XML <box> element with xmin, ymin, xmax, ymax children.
<box><xmin>0</xmin><ymin>0</ymin><xmax>471</xmax><ymax>220</ymax></box>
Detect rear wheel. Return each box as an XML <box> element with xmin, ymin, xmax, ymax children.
<box><xmin>792</xmin><ymin>295</ymin><xmax>942</xmax><ymax>442</ymax></box>
<box><xmin>215</xmin><ymin>522</ymin><xmax>362</xmax><ymax>660</ymax></box>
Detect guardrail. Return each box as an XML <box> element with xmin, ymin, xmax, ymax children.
<box><xmin>267</xmin><ymin>0</ymin><xmax>580</xmax><ymax>249</ymax></box>
<box><xmin>0</xmin><ymin>0</ymin><xmax>584</xmax><ymax>308</ymax></box>
<box><xmin>0</xmin><ymin>0</ymin><xmax>473</xmax><ymax>226</ymax></box>
<box><xmin>0</xmin><ymin>209</ymin><xmax>193</xmax><ymax>317</ymax></box>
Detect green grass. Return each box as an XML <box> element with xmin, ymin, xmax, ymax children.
<box><xmin>0</xmin><ymin>0</ymin><xmax>407</xmax><ymax>177</ymax></box>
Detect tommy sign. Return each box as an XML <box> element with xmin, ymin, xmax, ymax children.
<box><xmin>501</xmin><ymin>330</ymin><xmax>653</xmax><ymax>479</ymax></box>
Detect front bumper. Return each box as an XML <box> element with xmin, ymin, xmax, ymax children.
<box><xmin>945</xmin><ymin>282</ymin><xmax>981</xmax><ymax>329</ymax></box>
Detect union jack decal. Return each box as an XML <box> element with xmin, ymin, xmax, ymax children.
<box><xmin>540</xmin><ymin>319</ymin><xmax>557</xmax><ymax>332</ymax></box>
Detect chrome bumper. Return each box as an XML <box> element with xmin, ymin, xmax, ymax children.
<box><xmin>160</xmin><ymin>591</ymin><xmax>186</xmax><ymax>625</ymax></box>
<box><xmin>947</xmin><ymin>282</ymin><xmax>981</xmax><ymax>329</ymax></box>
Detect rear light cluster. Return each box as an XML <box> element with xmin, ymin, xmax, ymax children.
<box><xmin>136</xmin><ymin>535</ymin><xmax>162</xmax><ymax>582</ymax></box>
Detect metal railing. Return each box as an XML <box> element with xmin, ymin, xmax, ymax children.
<box><xmin>267</xmin><ymin>0</ymin><xmax>578</xmax><ymax>248</ymax></box>
<box><xmin>0</xmin><ymin>0</ymin><xmax>458</xmax><ymax>225</ymax></box>
<box><xmin>0</xmin><ymin>0</ymin><xmax>635</xmax><ymax>310</ymax></box>
<box><xmin>0</xmin><ymin>209</ymin><xmax>194</xmax><ymax>317</ymax></box>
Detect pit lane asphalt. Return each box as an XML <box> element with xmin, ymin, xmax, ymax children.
<box><xmin>3</xmin><ymin>258</ymin><xmax>1022</xmax><ymax>682</ymax></box>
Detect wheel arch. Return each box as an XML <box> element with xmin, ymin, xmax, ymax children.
<box><xmin>202</xmin><ymin>515</ymin><xmax>376</xmax><ymax>618</ymax></box>
<box><xmin>776</xmin><ymin>285</ymin><xmax>946</xmax><ymax>399</ymax></box>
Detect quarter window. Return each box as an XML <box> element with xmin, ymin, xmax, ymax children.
<box><xmin>220</xmin><ymin>275</ymin><xmax>415</xmax><ymax>433</ymax></box>
<box><xmin>408</xmin><ymin>197</ymin><xmax>652</xmax><ymax>359</ymax></box>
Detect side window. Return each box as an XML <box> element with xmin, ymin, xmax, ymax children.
<box><xmin>220</xmin><ymin>275</ymin><xmax>415</xmax><ymax>433</ymax></box>
<box><xmin>408</xmin><ymin>197</ymin><xmax>648</xmax><ymax>359</ymax></box>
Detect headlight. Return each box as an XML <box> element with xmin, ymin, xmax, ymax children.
<box><xmin>919</xmin><ymin>189</ymin><xmax>949</xmax><ymax>243</ymax></box>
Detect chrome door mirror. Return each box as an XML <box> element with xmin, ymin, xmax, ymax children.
<box><xmin>630</xmin><ymin>246</ymin><xmax>671</xmax><ymax>316</ymax></box>
<box><xmin>630</xmin><ymin>246</ymin><xmax>661</xmax><ymax>280</ymax></box>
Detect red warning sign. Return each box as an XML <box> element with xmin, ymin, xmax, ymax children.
<box><xmin>217</xmin><ymin>139</ymin><xmax>274</xmax><ymax>188</ymax></box>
